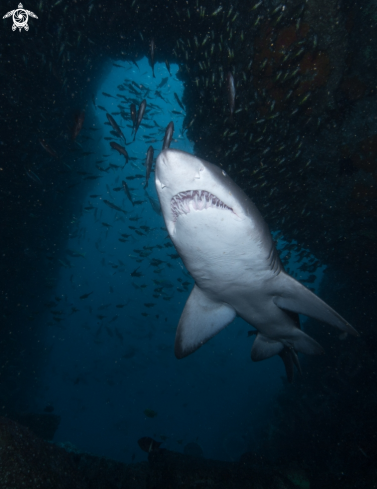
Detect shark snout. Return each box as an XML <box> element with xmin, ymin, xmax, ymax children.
<box><xmin>156</xmin><ymin>150</ymin><xmax>178</xmax><ymax>190</ymax></box>
<box><xmin>155</xmin><ymin>153</ymin><xmax>166</xmax><ymax>189</ymax></box>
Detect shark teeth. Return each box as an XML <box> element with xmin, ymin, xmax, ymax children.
<box><xmin>171</xmin><ymin>190</ymin><xmax>232</xmax><ymax>222</ymax></box>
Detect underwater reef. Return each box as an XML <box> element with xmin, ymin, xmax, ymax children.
<box><xmin>3</xmin><ymin>415</ymin><xmax>376</xmax><ymax>489</ymax></box>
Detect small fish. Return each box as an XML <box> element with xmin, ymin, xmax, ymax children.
<box><xmin>134</xmin><ymin>100</ymin><xmax>147</xmax><ymax>141</ymax></box>
<box><xmin>122</xmin><ymin>180</ymin><xmax>134</xmax><ymax>206</ymax></box>
<box><xmin>162</xmin><ymin>122</ymin><xmax>174</xmax><ymax>150</ymax></box>
<box><xmin>80</xmin><ymin>292</ymin><xmax>93</xmax><ymax>299</ymax></box>
<box><xmin>103</xmin><ymin>199</ymin><xmax>127</xmax><ymax>214</ymax></box>
<box><xmin>66</xmin><ymin>249</ymin><xmax>85</xmax><ymax>258</ymax></box>
<box><xmin>144</xmin><ymin>408</ymin><xmax>157</xmax><ymax>418</ymax></box>
<box><xmin>144</xmin><ymin>146</ymin><xmax>154</xmax><ymax>188</ymax></box>
<box><xmin>174</xmin><ymin>93</ymin><xmax>184</xmax><ymax>110</ymax></box>
<box><xmin>102</xmin><ymin>92</ymin><xmax>115</xmax><ymax>98</ymax></box>
<box><xmin>155</xmin><ymin>90</ymin><xmax>166</xmax><ymax>103</ymax></box>
<box><xmin>165</xmin><ymin>59</ymin><xmax>171</xmax><ymax>75</ymax></box>
<box><xmin>128</xmin><ymin>84</ymin><xmax>140</xmax><ymax>95</ymax></box>
<box><xmin>131</xmin><ymin>267</ymin><xmax>143</xmax><ymax>277</ymax></box>
<box><xmin>110</xmin><ymin>142</ymin><xmax>129</xmax><ymax>165</ymax></box>
<box><xmin>251</xmin><ymin>0</ymin><xmax>262</xmax><ymax>10</ymax></box>
<box><xmin>130</xmin><ymin>103</ymin><xmax>136</xmax><ymax>132</ymax></box>
<box><xmin>150</xmin><ymin>38</ymin><xmax>156</xmax><ymax>78</ymax></box>
<box><xmin>299</xmin><ymin>92</ymin><xmax>311</xmax><ymax>105</ymax></box>
<box><xmin>26</xmin><ymin>168</ymin><xmax>42</xmax><ymax>185</ymax></box>
<box><xmin>39</xmin><ymin>138</ymin><xmax>59</xmax><ymax>158</ymax></box>
<box><xmin>145</xmin><ymin>190</ymin><xmax>162</xmax><ymax>215</ymax></box>
<box><xmin>211</xmin><ymin>6</ymin><xmax>223</xmax><ymax>15</ymax></box>
<box><xmin>157</xmin><ymin>77</ymin><xmax>168</xmax><ymax>89</ymax></box>
<box><xmin>227</xmin><ymin>72</ymin><xmax>236</xmax><ymax>120</ymax></box>
<box><xmin>132</xmin><ymin>81</ymin><xmax>144</xmax><ymax>91</ymax></box>
<box><xmin>106</xmin><ymin>113</ymin><xmax>126</xmax><ymax>144</ymax></box>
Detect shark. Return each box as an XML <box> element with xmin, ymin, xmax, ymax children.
<box><xmin>155</xmin><ymin>149</ymin><xmax>358</xmax><ymax>380</ymax></box>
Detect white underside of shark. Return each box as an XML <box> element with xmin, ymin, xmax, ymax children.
<box><xmin>155</xmin><ymin>149</ymin><xmax>358</xmax><ymax>373</ymax></box>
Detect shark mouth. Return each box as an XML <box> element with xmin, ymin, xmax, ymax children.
<box><xmin>171</xmin><ymin>190</ymin><xmax>233</xmax><ymax>222</ymax></box>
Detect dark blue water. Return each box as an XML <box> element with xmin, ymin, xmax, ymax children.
<box><xmin>23</xmin><ymin>57</ymin><xmax>327</xmax><ymax>463</ymax></box>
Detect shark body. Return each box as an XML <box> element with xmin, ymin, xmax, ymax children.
<box><xmin>155</xmin><ymin>149</ymin><xmax>357</xmax><ymax>378</ymax></box>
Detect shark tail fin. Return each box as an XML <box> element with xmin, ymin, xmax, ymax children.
<box><xmin>175</xmin><ymin>285</ymin><xmax>236</xmax><ymax>359</ymax></box>
<box><xmin>274</xmin><ymin>273</ymin><xmax>358</xmax><ymax>336</ymax></box>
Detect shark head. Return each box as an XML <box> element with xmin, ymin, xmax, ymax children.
<box><xmin>155</xmin><ymin>149</ymin><xmax>255</xmax><ymax>236</ymax></box>
<box><xmin>155</xmin><ymin>149</ymin><xmax>358</xmax><ymax>380</ymax></box>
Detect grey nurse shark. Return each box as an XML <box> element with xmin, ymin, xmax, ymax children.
<box><xmin>155</xmin><ymin>149</ymin><xmax>358</xmax><ymax>380</ymax></box>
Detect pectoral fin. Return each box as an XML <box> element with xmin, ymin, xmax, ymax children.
<box><xmin>175</xmin><ymin>285</ymin><xmax>236</xmax><ymax>359</ymax></box>
<box><xmin>274</xmin><ymin>273</ymin><xmax>358</xmax><ymax>336</ymax></box>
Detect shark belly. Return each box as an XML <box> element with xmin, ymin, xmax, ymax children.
<box><xmin>171</xmin><ymin>206</ymin><xmax>275</xmax><ymax>311</ymax></box>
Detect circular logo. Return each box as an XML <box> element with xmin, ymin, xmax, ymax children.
<box><xmin>12</xmin><ymin>8</ymin><xmax>28</xmax><ymax>31</ymax></box>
